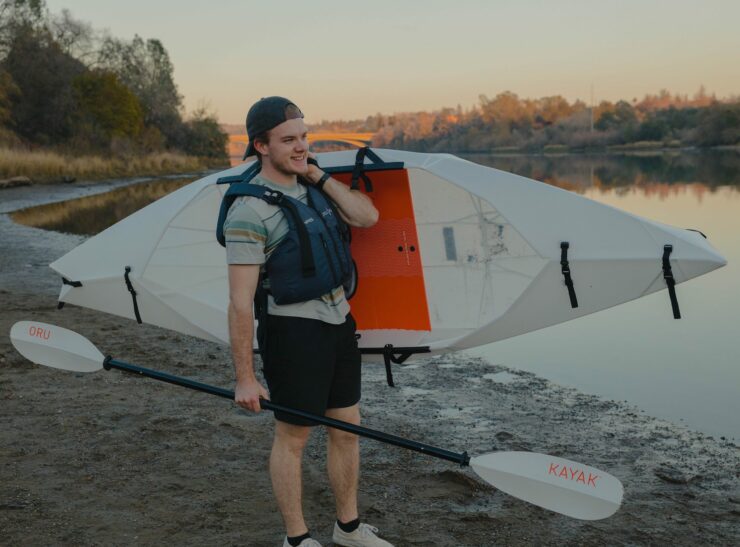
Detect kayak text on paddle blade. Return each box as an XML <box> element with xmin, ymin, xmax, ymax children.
<box><xmin>10</xmin><ymin>321</ymin><xmax>105</xmax><ymax>373</ymax></box>
<box><xmin>470</xmin><ymin>451</ymin><xmax>623</xmax><ymax>520</ymax></box>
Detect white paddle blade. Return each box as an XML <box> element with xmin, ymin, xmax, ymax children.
<box><xmin>470</xmin><ymin>451</ymin><xmax>623</xmax><ymax>520</ymax></box>
<box><xmin>10</xmin><ymin>321</ymin><xmax>104</xmax><ymax>373</ymax></box>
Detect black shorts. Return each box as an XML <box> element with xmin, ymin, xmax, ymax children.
<box><xmin>259</xmin><ymin>313</ymin><xmax>361</xmax><ymax>426</ymax></box>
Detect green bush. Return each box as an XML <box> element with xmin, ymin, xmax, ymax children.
<box><xmin>72</xmin><ymin>70</ymin><xmax>144</xmax><ymax>145</ymax></box>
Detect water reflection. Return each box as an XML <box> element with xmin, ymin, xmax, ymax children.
<box><xmin>464</xmin><ymin>150</ymin><xmax>740</xmax><ymax>194</ymax></box>
<box><xmin>11</xmin><ymin>177</ymin><xmax>196</xmax><ymax>236</ymax></box>
<box><xmin>14</xmin><ymin>153</ymin><xmax>737</xmax><ymax>239</ymax></box>
<box><xmin>462</xmin><ymin>151</ymin><xmax>740</xmax><ymax>439</ymax></box>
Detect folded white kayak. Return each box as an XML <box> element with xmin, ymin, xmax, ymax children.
<box><xmin>51</xmin><ymin>148</ymin><xmax>726</xmax><ymax>371</ymax></box>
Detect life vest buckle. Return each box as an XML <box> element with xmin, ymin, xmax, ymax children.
<box><xmin>261</xmin><ymin>189</ymin><xmax>284</xmax><ymax>205</ymax></box>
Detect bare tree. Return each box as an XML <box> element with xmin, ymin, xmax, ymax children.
<box><xmin>48</xmin><ymin>8</ymin><xmax>95</xmax><ymax>64</ymax></box>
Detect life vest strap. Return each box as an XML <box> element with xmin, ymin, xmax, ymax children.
<box><xmin>279</xmin><ymin>197</ymin><xmax>316</xmax><ymax>278</ymax></box>
<box><xmin>216</xmin><ymin>161</ymin><xmax>261</xmax><ymax>185</ymax></box>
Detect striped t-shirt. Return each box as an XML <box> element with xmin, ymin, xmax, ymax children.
<box><xmin>223</xmin><ymin>174</ymin><xmax>349</xmax><ymax>324</ymax></box>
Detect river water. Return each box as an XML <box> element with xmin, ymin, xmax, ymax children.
<box><xmin>463</xmin><ymin>151</ymin><xmax>740</xmax><ymax>440</ymax></box>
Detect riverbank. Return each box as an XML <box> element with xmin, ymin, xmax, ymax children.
<box><xmin>0</xmin><ymin>177</ymin><xmax>738</xmax><ymax>546</ymax></box>
<box><xmin>0</xmin><ymin>147</ymin><xmax>227</xmax><ymax>186</ymax></box>
<box><xmin>459</xmin><ymin>142</ymin><xmax>740</xmax><ymax>155</ymax></box>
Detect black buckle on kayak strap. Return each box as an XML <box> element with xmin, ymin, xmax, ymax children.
<box><xmin>560</xmin><ymin>242</ymin><xmax>578</xmax><ymax>308</ymax></box>
<box><xmin>124</xmin><ymin>266</ymin><xmax>143</xmax><ymax>324</ymax></box>
<box><xmin>662</xmin><ymin>245</ymin><xmax>681</xmax><ymax>319</ymax></box>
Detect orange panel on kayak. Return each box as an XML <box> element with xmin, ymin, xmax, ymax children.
<box><xmin>332</xmin><ymin>169</ymin><xmax>430</xmax><ymax>332</ymax></box>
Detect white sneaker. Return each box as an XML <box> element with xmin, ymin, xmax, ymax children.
<box><xmin>332</xmin><ymin>522</ymin><xmax>393</xmax><ymax>547</ymax></box>
<box><xmin>282</xmin><ymin>536</ymin><xmax>322</xmax><ymax>547</ymax></box>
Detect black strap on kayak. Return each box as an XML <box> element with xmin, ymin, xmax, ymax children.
<box><xmin>57</xmin><ymin>277</ymin><xmax>83</xmax><ymax>309</ymax></box>
<box><xmin>349</xmin><ymin>147</ymin><xmax>386</xmax><ymax>192</ymax></box>
<box><xmin>560</xmin><ymin>242</ymin><xmax>578</xmax><ymax>308</ymax></box>
<box><xmin>686</xmin><ymin>228</ymin><xmax>707</xmax><ymax>239</ymax></box>
<box><xmin>354</xmin><ymin>344</ymin><xmax>433</xmax><ymax>387</ymax></box>
<box><xmin>322</xmin><ymin>147</ymin><xmax>404</xmax><ymax>187</ymax></box>
<box><xmin>124</xmin><ymin>266</ymin><xmax>143</xmax><ymax>324</ymax></box>
<box><xmin>662</xmin><ymin>245</ymin><xmax>681</xmax><ymax>319</ymax></box>
<box><xmin>61</xmin><ymin>277</ymin><xmax>82</xmax><ymax>287</ymax></box>
<box><xmin>383</xmin><ymin>344</ymin><xmax>400</xmax><ymax>387</ymax></box>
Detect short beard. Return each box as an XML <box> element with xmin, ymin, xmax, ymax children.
<box><xmin>274</xmin><ymin>158</ymin><xmax>303</xmax><ymax>178</ymax></box>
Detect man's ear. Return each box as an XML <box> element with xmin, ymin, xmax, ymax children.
<box><xmin>254</xmin><ymin>139</ymin><xmax>269</xmax><ymax>157</ymax></box>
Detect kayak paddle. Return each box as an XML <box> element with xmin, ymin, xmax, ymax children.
<box><xmin>10</xmin><ymin>320</ymin><xmax>623</xmax><ymax>520</ymax></box>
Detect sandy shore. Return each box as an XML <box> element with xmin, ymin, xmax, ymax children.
<box><xmin>1</xmin><ymin>179</ymin><xmax>738</xmax><ymax>546</ymax></box>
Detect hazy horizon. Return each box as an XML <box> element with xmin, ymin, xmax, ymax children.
<box><xmin>45</xmin><ymin>0</ymin><xmax>740</xmax><ymax>124</ymax></box>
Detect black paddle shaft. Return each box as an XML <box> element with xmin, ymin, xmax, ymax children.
<box><xmin>104</xmin><ymin>357</ymin><xmax>470</xmax><ymax>466</ymax></box>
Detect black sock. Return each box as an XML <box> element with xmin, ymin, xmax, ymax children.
<box><xmin>337</xmin><ymin>518</ymin><xmax>360</xmax><ymax>533</ymax></box>
<box><xmin>287</xmin><ymin>532</ymin><xmax>311</xmax><ymax>546</ymax></box>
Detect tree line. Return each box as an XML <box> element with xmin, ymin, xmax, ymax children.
<box><xmin>312</xmin><ymin>89</ymin><xmax>740</xmax><ymax>153</ymax></box>
<box><xmin>0</xmin><ymin>0</ymin><xmax>227</xmax><ymax>160</ymax></box>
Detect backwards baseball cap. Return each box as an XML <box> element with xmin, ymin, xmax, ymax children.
<box><xmin>243</xmin><ymin>96</ymin><xmax>304</xmax><ymax>160</ymax></box>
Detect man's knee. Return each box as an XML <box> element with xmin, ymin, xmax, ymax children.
<box><xmin>326</xmin><ymin>404</ymin><xmax>361</xmax><ymax>444</ymax></box>
<box><xmin>274</xmin><ymin>421</ymin><xmax>312</xmax><ymax>454</ymax></box>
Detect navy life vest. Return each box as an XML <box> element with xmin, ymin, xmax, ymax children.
<box><xmin>216</xmin><ymin>180</ymin><xmax>356</xmax><ymax>305</ymax></box>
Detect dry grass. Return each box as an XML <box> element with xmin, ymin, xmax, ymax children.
<box><xmin>0</xmin><ymin>148</ymin><xmax>216</xmax><ymax>182</ymax></box>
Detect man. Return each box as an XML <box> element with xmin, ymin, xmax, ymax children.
<box><xmin>224</xmin><ymin>97</ymin><xmax>391</xmax><ymax>547</ymax></box>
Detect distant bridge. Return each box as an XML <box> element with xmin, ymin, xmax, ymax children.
<box><xmin>229</xmin><ymin>133</ymin><xmax>375</xmax><ymax>164</ymax></box>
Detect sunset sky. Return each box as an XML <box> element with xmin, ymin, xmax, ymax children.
<box><xmin>46</xmin><ymin>0</ymin><xmax>740</xmax><ymax>124</ymax></box>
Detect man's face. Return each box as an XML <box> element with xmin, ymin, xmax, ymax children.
<box><xmin>259</xmin><ymin>118</ymin><xmax>309</xmax><ymax>176</ymax></box>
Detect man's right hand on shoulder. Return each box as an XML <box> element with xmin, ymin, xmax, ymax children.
<box><xmin>235</xmin><ymin>378</ymin><xmax>269</xmax><ymax>412</ymax></box>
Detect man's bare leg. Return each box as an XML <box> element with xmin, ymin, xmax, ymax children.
<box><xmin>325</xmin><ymin>404</ymin><xmax>361</xmax><ymax>523</ymax></box>
<box><xmin>270</xmin><ymin>421</ymin><xmax>312</xmax><ymax>537</ymax></box>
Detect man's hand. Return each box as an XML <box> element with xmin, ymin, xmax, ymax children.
<box><xmin>304</xmin><ymin>151</ymin><xmax>379</xmax><ymax>227</ymax></box>
<box><xmin>305</xmin><ymin>151</ymin><xmax>324</xmax><ymax>184</ymax></box>
<box><xmin>235</xmin><ymin>378</ymin><xmax>269</xmax><ymax>412</ymax></box>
